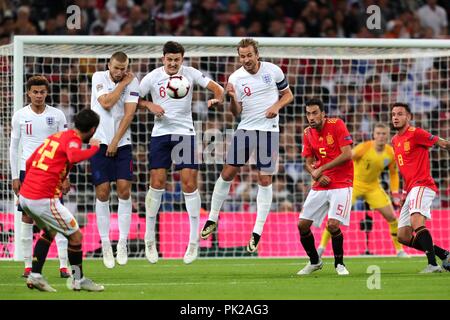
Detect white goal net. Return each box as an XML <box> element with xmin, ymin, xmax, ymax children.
<box><xmin>1</xmin><ymin>36</ymin><xmax>450</xmax><ymax>260</ymax></box>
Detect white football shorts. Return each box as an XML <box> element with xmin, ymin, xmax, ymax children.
<box><xmin>398</xmin><ymin>186</ymin><xmax>436</xmax><ymax>228</ymax></box>
<box><xmin>19</xmin><ymin>196</ymin><xmax>79</xmax><ymax>236</ymax></box>
<box><xmin>299</xmin><ymin>187</ymin><xmax>353</xmax><ymax>228</ymax></box>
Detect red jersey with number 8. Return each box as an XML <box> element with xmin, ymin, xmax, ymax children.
<box><xmin>20</xmin><ymin>130</ymin><xmax>99</xmax><ymax>199</ymax></box>
<box><xmin>302</xmin><ymin>118</ymin><xmax>354</xmax><ymax>190</ymax></box>
<box><xmin>392</xmin><ymin>126</ymin><xmax>438</xmax><ymax>193</ymax></box>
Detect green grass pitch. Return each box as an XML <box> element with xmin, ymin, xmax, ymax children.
<box><xmin>0</xmin><ymin>257</ymin><xmax>448</xmax><ymax>300</ymax></box>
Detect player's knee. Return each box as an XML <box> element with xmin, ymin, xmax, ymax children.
<box><xmin>297</xmin><ymin>220</ymin><xmax>310</xmax><ymax>234</ymax></box>
<box><xmin>181</xmin><ymin>181</ymin><xmax>197</xmax><ymax>193</ymax></box>
<box><xmin>257</xmin><ymin>175</ymin><xmax>272</xmax><ymax>186</ymax></box>
<box><xmin>221</xmin><ymin>166</ymin><xmax>237</xmax><ymax>181</ymax></box>
<box><xmin>397</xmin><ymin>228</ymin><xmax>411</xmax><ymax>245</ymax></box>
<box><xmin>96</xmin><ymin>189</ymin><xmax>110</xmax><ymax>202</ymax></box>
<box><xmin>69</xmin><ymin>231</ymin><xmax>82</xmax><ymax>246</ymax></box>
<box><xmin>326</xmin><ymin>220</ymin><xmax>340</xmax><ymax>233</ymax></box>
<box><xmin>150</xmin><ymin>176</ymin><xmax>166</xmax><ymax>189</ymax></box>
<box><xmin>21</xmin><ymin>213</ymin><xmax>33</xmax><ymax>224</ymax></box>
<box><xmin>117</xmin><ymin>189</ymin><xmax>131</xmax><ymax>200</ymax></box>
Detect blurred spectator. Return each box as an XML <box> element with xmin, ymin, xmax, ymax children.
<box><xmin>154</xmin><ymin>0</ymin><xmax>189</xmax><ymax>35</ymax></box>
<box><xmin>90</xmin><ymin>8</ymin><xmax>121</xmax><ymax>35</ymax></box>
<box><xmin>416</xmin><ymin>0</ymin><xmax>448</xmax><ymax>38</ymax></box>
<box><xmin>384</xmin><ymin>19</ymin><xmax>410</xmax><ymax>38</ymax></box>
<box><xmin>56</xmin><ymin>86</ymin><xmax>76</xmax><ymax>126</ymax></box>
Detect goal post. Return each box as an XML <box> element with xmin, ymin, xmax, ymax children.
<box><xmin>2</xmin><ymin>36</ymin><xmax>450</xmax><ymax>261</ymax></box>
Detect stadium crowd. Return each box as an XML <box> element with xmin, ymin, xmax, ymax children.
<box><xmin>0</xmin><ymin>0</ymin><xmax>449</xmax><ymax>44</ymax></box>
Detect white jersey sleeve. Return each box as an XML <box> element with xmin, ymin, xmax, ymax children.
<box><xmin>187</xmin><ymin>66</ymin><xmax>210</xmax><ymax>88</ymax></box>
<box><xmin>56</xmin><ymin>108</ymin><xmax>68</xmax><ymax>131</ymax></box>
<box><xmin>139</xmin><ymin>72</ymin><xmax>154</xmax><ymax>98</ymax></box>
<box><xmin>92</xmin><ymin>71</ymin><xmax>110</xmax><ymax>100</ymax></box>
<box><xmin>124</xmin><ymin>78</ymin><xmax>140</xmax><ymax>104</ymax></box>
<box><xmin>9</xmin><ymin>112</ymin><xmax>21</xmax><ymax>179</ymax></box>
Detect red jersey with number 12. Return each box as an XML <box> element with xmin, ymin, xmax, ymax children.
<box><xmin>20</xmin><ymin>130</ymin><xmax>99</xmax><ymax>199</ymax></box>
<box><xmin>392</xmin><ymin>126</ymin><xmax>438</xmax><ymax>193</ymax></box>
<box><xmin>302</xmin><ymin>118</ymin><xmax>353</xmax><ymax>190</ymax></box>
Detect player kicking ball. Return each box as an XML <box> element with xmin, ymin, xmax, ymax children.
<box><xmin>19</xmin><ymin>109</ymin><xmax>104</xmax><ymax>292</ymax></box>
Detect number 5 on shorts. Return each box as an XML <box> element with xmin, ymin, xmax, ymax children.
<box><xmin>336</xmin><ymin>204</ymin><xmax>344</xmax><ymax>216</ymax></box>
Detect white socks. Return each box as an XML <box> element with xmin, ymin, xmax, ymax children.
<box><xmin>95</xmin><ymin>199</ymin><xmax>111</xmax><ymax>245</ymax></box>
<box><xmin>208</xmin><ymin>175</ymin><xmax>232</xmax><ymax>223</ymax></box>
<box><xmin>21</xmin><ymin>222</ymin><xmax>33</xmax><ymax>268</ymax></box>
<box><xmin>55</xmin><ymin>233</ymin><xmax>68</xmax><ymax>269</ymax></box>
<box><xmin>144</xmin><ymin>187</ymin><xmax>164</xmax><ymax>242</ymax></box>
<box><xmin>118</xmin><ymin>197</ymin><xmax>132</xmax><ymax>242</ymax></box>
<box><xmin>253</xmin><ymin>184</ymin><xmax>273</xmax><ymax>235</ymax></box>
<box><xmin>184</xmin><ymin>190</ymin><xmax>201</xmax><ymax>243</ymax></box>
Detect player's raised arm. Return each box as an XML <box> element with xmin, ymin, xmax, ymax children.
<box><xmin>95</xmin><ymin>53</ymin><xmax>135</xmax><ymax>110</ymax></box>
<box><xmin>436</xmin><ymin>137</ymin><xmax>450</xmax><ymax>150</ymax></box>
<box><xmin>206</xmin><ymin>80</ymin><xmax>224</xmax><ymax>109</ymax></box>
<box><xmin>106</xmin><ymin>78</ymin><xmax>139</xmax><ymax>157</ymax></box>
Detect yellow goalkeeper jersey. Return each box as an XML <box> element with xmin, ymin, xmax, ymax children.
<box><xmin>352</xmin><ymin>141</ymin><xmax>399</xmax><ymax>193</ymax></box>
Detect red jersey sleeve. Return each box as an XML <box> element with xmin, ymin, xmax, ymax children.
<box><xmin>414</xmin><ymin>127</ymin><xmax>439</xmax><ymax>148</ymax></box>
<box><xmin>66</xmin><ymin>138</ymin><xmax>100</xmax><ymax>163</ymax></box>
<box><xmin>336</xmin><ymin>119</ymin><xmax>353</xmax><ymax>147</ymax></box>
<box><xmin>301</xmin><ymin>128</ymin><xmax>313</xmax><ymax>158</ymax></box>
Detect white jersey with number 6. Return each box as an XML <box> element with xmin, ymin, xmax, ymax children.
<box><xmin>228</xmin><ymin>61</ymin><xmax>289</xmax><ymax>132</ymax></box>
<box><xmin>139</xmin><ymin>65</ymin><xmax>211</xmax><ymax>137</ymax></box>
<box><xmin>10</xmin><ymin>104</ymin><xmax>67</xmax><ymax>179</ymax></box>
<box><xmin>90</xmin><ymin>70</ymin><xmax>140</xmax><ymax>147</ymax></box>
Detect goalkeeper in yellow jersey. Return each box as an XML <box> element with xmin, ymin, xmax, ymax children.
<box><xmin>317</xmin><ymin>123</ymin><xmax>408</xmax><ymax>257</ymax></box>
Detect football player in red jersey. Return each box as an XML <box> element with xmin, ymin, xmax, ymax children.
<box><xmin>391</xmin><ymin>102</ymin><xmax>450</xmax><ymax>273</ymax></box>
<box><xmin>297</xmin><ymin>98</ymin><xmax>353</xmax><ymax>276</ymax></box>
<box><xmin>19</xmin><ymin>109</ymin><xmax>105</xmax><ymax>292</ymax></box>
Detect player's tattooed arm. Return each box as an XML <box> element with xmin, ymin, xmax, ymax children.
<box><xmin>226</xmin><ymin>83</ymin><xmax>242</xmax><ymax>117</ymax></box>
<box><xmin>437</xmin><ymin>137</ymin><xmax>450</xmax><ymax>150</ymax></box>
<box><xmin>265</xmin><ymin>87</ymin><xmax>293</xmax><ymax>119</ymax></box>
<box><xmin>206</xmin><ymin>80</ymin><xmax>224</xmax><ymax>109</ymax></box>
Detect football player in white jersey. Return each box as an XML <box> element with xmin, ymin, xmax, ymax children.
<box><xmin>10</xmin><ymin>75</ymin><xmax>70</xmax><ymax>278</ymax></box>
<box><xmin>90</xmin><ymin>51</ymin><xmax>139</xmax><ymax>268</ymax></box>
<box><xmin>200</xmin><ymin>38</ymin><xmax>294</xmax><ymax>253</ymax></box>
<box><xmin>139</xmin><ymin>41</ymin><xmax>224</xmax><ymax>264</ymax></box>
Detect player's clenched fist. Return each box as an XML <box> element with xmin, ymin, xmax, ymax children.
<box><xmin>225</xmin><ymin>83</ymin><xmax>236</xmax><ymax>99</ymax></box>
<box><xmin>121</xmin><ymin>72</ymin><xmax>135</xmax><ymax>85</ymax></box>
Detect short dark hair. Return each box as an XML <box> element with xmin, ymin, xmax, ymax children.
<box><xmin>392</xmin><ymin>102</ymin><xmax>411</xmax><ymax>114</ymax></box>
<box><xmin>305</xmin><ymin>98</ymin><xmax>324</xmax><ymax>111</ymax></box>
<box><xmin>110</xmin><ymin>51</ymin><xmax>128</xmax><ymax>63</ymax></box>
<box><xmin>74</xmin><ymin>109</ymin><xmax>100</xmax><ymax>133</ymax></box>
<box><xmin>163</xmin><ymin>41</ymin><xmax>185</xmax><ymax>56</ymax></box>
<box><xmin>237</xmin><ymin>38</ymin><xmax>259</xmax><ymax>55</ymax></box>
<box><xmin>26</xmin><ymin>75</ymin><xmax>50</xmax><ymax>91</ymax></box>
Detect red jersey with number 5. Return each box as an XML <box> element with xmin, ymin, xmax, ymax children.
<box><xmin>20</xmin><ymin>130</ymin><xmax>99</xmax><ymax>199</ymax></box>
<box><xmin>392</xmin><ymin>126</ymin><xmax>438</xmax><ymax>193</ymax></box>
<box><xmin>302</xmin><ymin>118</ymin><xmax>354</xmax><ymax>190</ymax></box>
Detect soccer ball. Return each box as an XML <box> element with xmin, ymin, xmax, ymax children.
<box><xmin>166</xmin><ymin>75</ymin><xmax>190</xmax><ymax>99</ymax></box>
